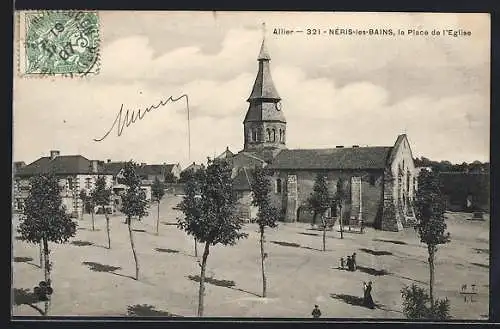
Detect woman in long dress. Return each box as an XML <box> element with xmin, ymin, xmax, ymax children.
<box><xmin>365</xmin><ymin>281</ymin><xmax>375</xmax><ymax>309</ymax></box>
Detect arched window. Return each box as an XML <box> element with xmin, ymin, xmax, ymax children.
<box><xmin>272</xmin><ymin>128</ymin><xmax>276</xmax><ymax>142</ymax></box>
<box><xmin>257</xmin><ymin>128</ymin><xmax>262</xmax><ymax>142</ymax></box>
<box><xmin>282</xmin><ymin>130</ymin><xmax>285</xmax><ymax>143</ymax></box>
<box><xmin>279</xmin><ymin>129</ymin><xmax>282</xmax><ymax>142</ymax></box>
<box><xmin>252</xmin><ymin>129</ymin><xmax>257</xmax><ymax>142</ymax></box>
<box><xmin>267</xmin><ymin>129</ymin><xmax>271</xmax><ymax>141</ymax></box>
<box><xmin>276</xmin><ymin>178</ymin><xmax>282</xmax><ymax>194</ymax></box>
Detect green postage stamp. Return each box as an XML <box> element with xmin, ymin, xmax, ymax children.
<box><xmin>18</xmin><ymin>11</ymin><xmax>100</xmax><ymax>77</ymax></box>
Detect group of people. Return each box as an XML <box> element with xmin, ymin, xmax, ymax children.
<box><xmin>340</xmin><ymin>253</ymin><xmax>357</xmax><ymax>271</ymax></box>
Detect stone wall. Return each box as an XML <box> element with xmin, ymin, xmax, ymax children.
<box><xmin>269</xmin><ymin>169</ymin><xmax>384</xmax><ymax>225</ymax></box>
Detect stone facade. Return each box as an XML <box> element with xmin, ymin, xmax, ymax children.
<box><xmin>268</xmin><ymin>169</ymin><xmax>385</xmax><ymax>226</ymax></box>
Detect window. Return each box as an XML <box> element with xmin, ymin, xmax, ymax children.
<box><xmin>257</xmin><ymin>128</ymin><xmax>262</xmax><ymax>142</ymax></box>
<box><xmin>282</xmin><ymin>130</ymin><xmax>285</xmax><ymax>142</ymax></box>
<box><xmin>68</xmin><ymin>178</ymin><xmax>74</xmax><ymax>190</ymax></box>
<box><xmin>276</xmin><ymin>178</ymin><xmax>282</xmax><ymax>194</ymax></box>
<box><xmin>279</xmin><ymin>129</ymin><xmax>282</xmax><ymax>142</ymax></box>
<box><xmin>252</xmin><ymin>129</ymin><xmax>257</xmax><ymax>142</ymax></box>
<box><xmin>272</xmin><ymin>128</ymin><xmax>276</xmax><ymax>142</ymax></box>
<box><xmin>267</xmin><ymin>129</ymin><xmax>271</xmax><ymax>141</ymax></box>
<box><xmin>85</xmin><ymin>177</ymin><xmax>92</xmax><ymax>189</ymax></box>
<box><xmin>369</xmin><ymin>175</ymin><xmax>376</xmax><ymax>186</ymax></box>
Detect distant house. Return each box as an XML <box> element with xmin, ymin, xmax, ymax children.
<box><xmin>103</xmin><ymin>161</ymin><xmax>181</xmax><ymax>202</ymax></box>
<box><xmin>13</xmin><ymin>150</ymin><xmax>114</xmax><ymax>217</ymax></box>
<box><xmin>182</xmin><ymin>162</ymin><xmax>204</xmax><ymax>174</ymax></box>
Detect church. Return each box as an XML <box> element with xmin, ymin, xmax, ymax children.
<box><xmin>223</xmin><ymin>36</ymin><xmax>417</xmax><ymax>232</ymax></box>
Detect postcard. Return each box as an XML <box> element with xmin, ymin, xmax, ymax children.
<box><xmin>12</xmin><ymin>11</ymin><xmax>490</xmax><ymax>320</ymax></box>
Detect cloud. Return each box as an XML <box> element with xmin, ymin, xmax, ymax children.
<box><xmin>13</xmin><ymin>11</ymin><xmax>490</xmax><ymax>167</ymax></box>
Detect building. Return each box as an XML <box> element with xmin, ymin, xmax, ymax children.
<box><xmin>226</xmin><ymin>36</ymin><xmax>417</xmax><ymax>232</ymax></box>
<box><xmin>13</xmin><ymin>150</ymin><xmax>114</xmax><ymax>217</ymax></box>
<box><xmin>103</xmin><ymin>161</ymin><xmax>180</xmax><ymax>202</ymax></box>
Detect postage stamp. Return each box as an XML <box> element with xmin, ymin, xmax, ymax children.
<box><xmin>17</xmin><ymin>11</ymin><xmax>100</xmax><ymax>77</ymax></box>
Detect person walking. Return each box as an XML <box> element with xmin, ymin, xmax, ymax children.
<box><xmin>352</xmin><ymin>252</ymin><xmax>357</xmax><ymax>271</ymax></box>
<box><xmin>346</xmin><ymin>256</ymin><xmax>353</xmax><ymax>271</ymax></box>
<box><xmin>312</xmin><ymin>305</ymin><xmax>322</xmax><ymax>318</ymax></box>
<box><xmin>365</xmin><ymin>281</ymin><xmax>375</xmax><ymax>309</ymax></box>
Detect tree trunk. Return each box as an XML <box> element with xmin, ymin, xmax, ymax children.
<box><xmin>339</xmin><ymin>205</ymin><xmax>344</xmax><ymax>239</ymax></box>
<box><xmin>105</xmin><ymin>215</ymin><xmax>111</xmax><ymax>249</ymax></box>
<box><xmin>156</xmin><ymin>201</ymin><xmax>160</xmax><ymax>235</ymax></box>
<box><xmin>322</xmin><ymin>216</ymin><xmax>326</xmax><ymax>251</ymax></box>
<box><xmin>44</xmin><ymin>300</ymin><xmax>49</xmax><ymax>317</ymax></box>
<box><xmin>127</xmin><ymin>219</ymin><xmax>140</xmax><ymax>280</ymax></box>
<box><xmin>39</xmin><ymin>241</ymin><xmax>43</xmax><ymax>268</ymax></box>
<box><xmin>91</xmin><ymin>207</ymin><xmax>95</xmax><ymax>231</ymax></box>
<box><xmin>198</xmin><ymin>241</ymin><xmax>210</xmax><ymax>317</ymax></box>
<box><xmin>312</xmin><ymin>212</ymin><xmax>317</xmax><ymax>226</ymax></box>
<box><xmin>260</xmin><ymin>228</ymin><xmax>267</xmax><ymax>298</ymax></box>
<box><xmin>42</xmin><ymin>237</ymin><xmax>51</xmax><ymax>316</ymax></box>
<box><xmin>194</xmin><ymin>238</ymin><xmax>198</xmax><ymax>257</ymax></box>
<box><xmin>428</xmin><ymin>246</ymin><xmax>435</xmax><ymax>306</ymax></box>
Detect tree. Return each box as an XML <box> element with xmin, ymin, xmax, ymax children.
<box><xmin>164</xmin><ymin>172</ymin><xmax>178</xmax><ymax>183</ymax></box>
<box><xmin>121</xmin><ymin>161</ymin><xmax>147</xmax><ymax>280</ymax></box>
<box><xmin>401</xmin><ymin>284</ymin><xmax>451</xmax><ymax>320</ymax></box>
<box><xmin>414</xmin><ymin>170</ymin><xmax>451</xmax><ymax>305</ymax></box>
<box><xmin>250</xmin><ymin>167</ymin><xmax>280</xmax><ymax>298</ymax></box>
<box><xmin>80</xmin><ymin>188</ymin><xmax>95</xmax><ymax>230</ymax></box>
<box><xmin>18</xmin><ymin>174</ymin><xmax>77</xmax><ymax>315</ymax></box>
<box><xmin>308</xmin><ymin>174</ymin><xmax>331</xmax><ymax>251</ymax></box>
<box><xmin>178</xmin><ymin>159</ymin><xmax>248</xmax><ymax>316</ymax></box>
<box><xmin>92</xmin><ymin>176</ymin><xmax>112</xmax><ymax>249</ymax></box>
<box><xmin>333</xmin><ymin>177</ymin><xmax>347</xmax><ymax>239</ymax></box>
<box><xmin>179</xmin><ymin>168</ymin><xmax>195</xmax><ymax>183</ymax></box>
<box><xmin>151</xmin><ymin>177</ymin><xmax>166</xmax><ymax>235</ymax></box>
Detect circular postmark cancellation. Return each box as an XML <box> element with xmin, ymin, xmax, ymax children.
<box><xmin>20</xmin><ymin>11</ymin><xmax>100</xmax><ymax>77</ymax></box>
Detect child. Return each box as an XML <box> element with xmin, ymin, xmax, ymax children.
<box><xmin>312</xmin><ymin>305</ymin><xmax>321</xmax><ymax>318</ymax></box>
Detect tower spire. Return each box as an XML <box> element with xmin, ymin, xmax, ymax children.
<box><xmin>258</xmin><ymin>22</ymin><xmax>271</xmax><ymax>61</ymax></box>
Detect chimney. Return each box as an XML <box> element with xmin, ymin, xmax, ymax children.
<box><xmin>50</xmin><ymin>150</ymin><xmax>60</xmax><ymax>160</ymax></box>
<box><xmin>335</xmin><ymin>145</ymin><xmax>344</xmax><ymax>148</ymax></box>
<box><xmin>91</xmin><ymin>160</ymin><xmax>98</xmax><ymax>173</ymax></box>
<box><xmin>107</xmin><ymin>159</ymin><xmax>111</xmax><ymax>163</ymax></box>
<box><xmin>352</xmin><ymin>145</ymin><xmax>359</xmax><ymax>148</ymax></box>
<box><xmin>226</xmin><ymin>146</ymin><xmax>229</xmax><ymax>151</ymax></box>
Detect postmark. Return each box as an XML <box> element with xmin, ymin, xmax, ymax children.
<box><xmin>18</xmin><ymin>11</ymin><xmax>100</xmax><ymax>78</ymax></box>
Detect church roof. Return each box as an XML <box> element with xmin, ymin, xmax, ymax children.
<box><xmin>267</xmin><ymin>147</ymin><xmax>393</xmax><ymax>170</ymax></box>
<box><xmin>247</xmin><ymin>39</ymin><xmax>281</xmax><ymax>102</ymax></box>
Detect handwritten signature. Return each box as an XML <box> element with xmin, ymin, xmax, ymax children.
<box><xmin>93</xmin><ymin>94</ymin><xmax>190</xmax><ymax>142</ymax></box>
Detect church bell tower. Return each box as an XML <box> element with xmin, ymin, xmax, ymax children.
<box><xmin>243</xmin><ymin>24</ymin><xmax>287</xmax><ymax>153</ymax></box>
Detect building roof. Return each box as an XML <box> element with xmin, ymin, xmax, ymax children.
<box><xmin>182</xmin><ymin>162</ymin><xmax>203</xmax><ymax>173</ymax></box>
<box><xmin>217</xmin><ymin>147</ymin><xmax>234</xmax><ymax>160</ymax></box>
<box><xmin>16</xmin><ymin>155</ymin><xmax>110</xmax><ymax>176</ymax></box>
<box><xmin>104</xmin><ymin>162</ymin><xmax>178</xmax><ymax>177</ymax></box>
<box><xmin>104</xmin><ymin>162</ymin><xmax>127</xmax><ymax>175</ymax></box>
<box><xmin>232</xmin><ymin>167</ymin><xmax>254</xmax><ymax>191</ymax></box>
<box><xmin>247</xmin><ymin>38</ymin><xmax>281</xmax><ymax>102</ymax></box>
<box><xmin>267</xmin><ymin>147</ymin><xmax>393</xmax><ymax>170</ymax></box>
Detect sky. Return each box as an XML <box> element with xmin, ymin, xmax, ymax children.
<box><xmin>13</xmin><ymin>11</ymin><xmax>490</xmax><ymax>168</ymax></box>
